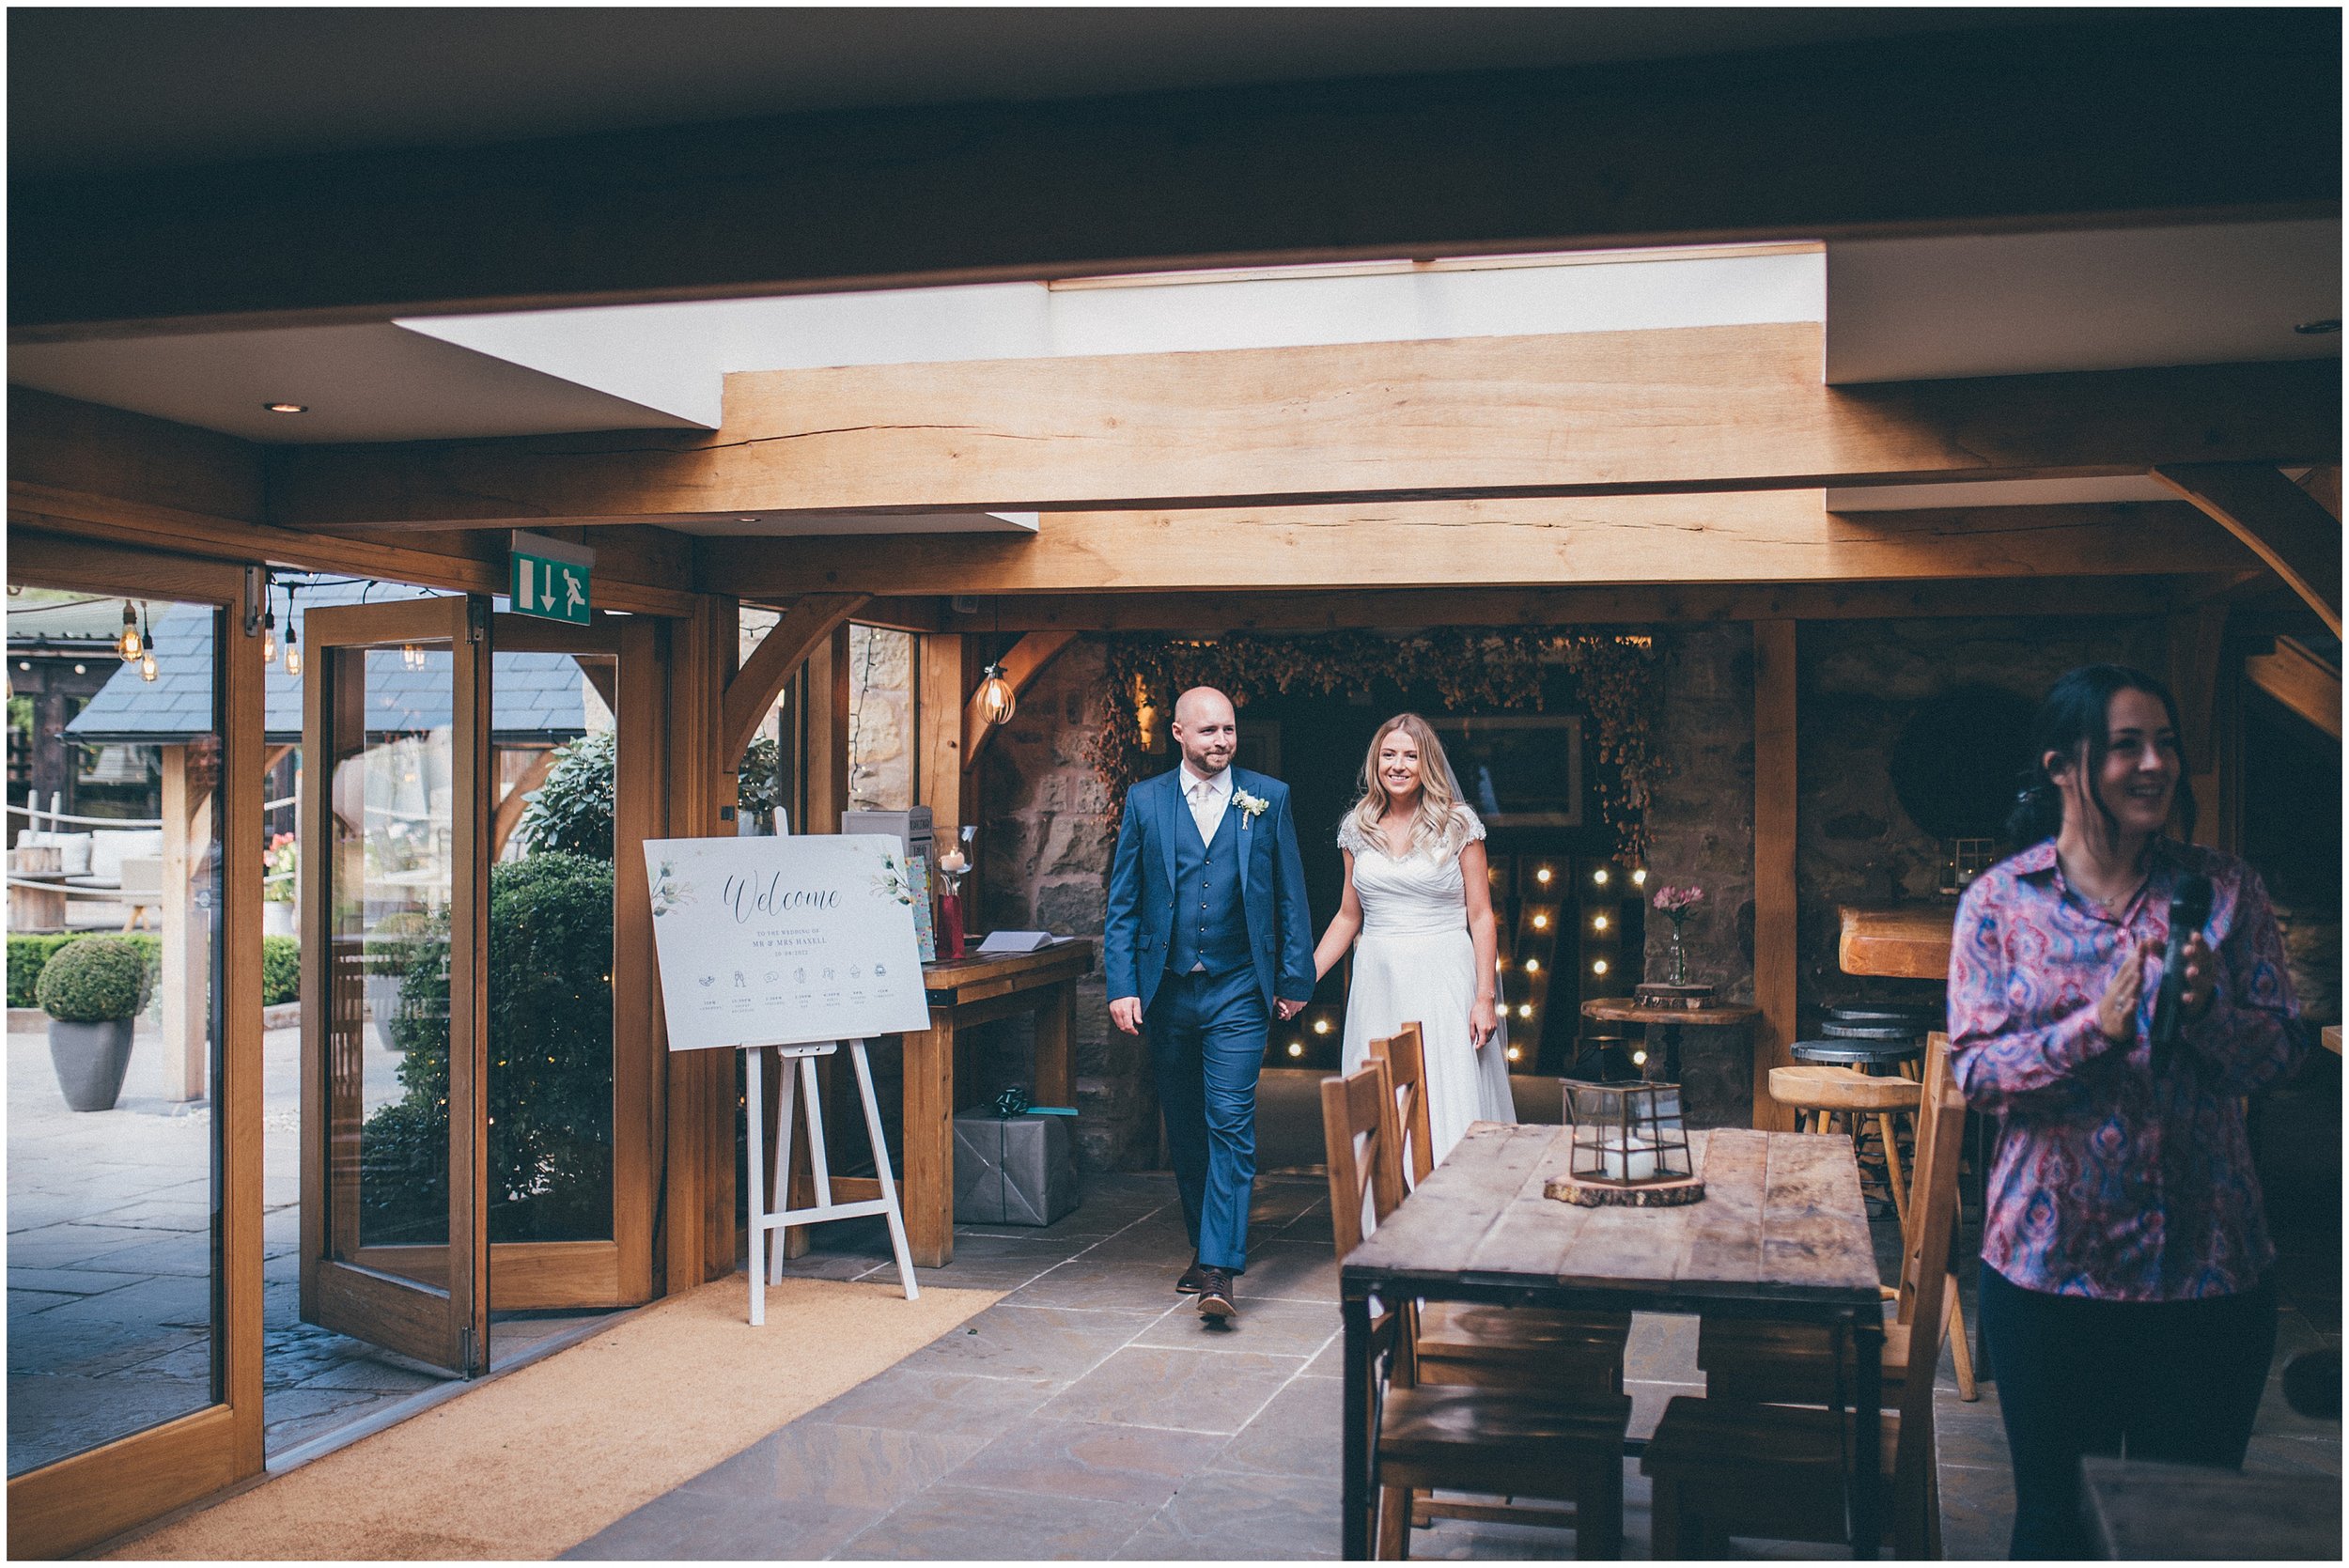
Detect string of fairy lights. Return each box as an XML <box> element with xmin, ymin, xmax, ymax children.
<box><xmin>89</xmin><ymin>573</ymin><xmax>442</xmax><ymax>686</ymax></box>
<box><xmin>1276</xmin><ymin>859</ymin><xmax>1653</xmax><ymax>1070</ymax></box>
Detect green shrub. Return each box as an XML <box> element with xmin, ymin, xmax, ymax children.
<box><xmin>515</xmin><ymin>731</ymin><xmax>615</xmax><ymax>861</ymax></box>
<box><xmin>11</xmin><ymin>933</ymin><xmax>160</xmax><ymax>1012</ymax></box>
<box><xmin>262</xmin><ymin>936</ymin><xmax>300</xmax><ymax>1007</ymax></box>
<box><xmin>36</xmin><ymin>937</ymin><xmax>148</xmax><ymax>1022</ymax></box>
<box><xmin>362</xmin><ymin>852</ymin><xmax>614</xmax><ymax>1245</ymax></box>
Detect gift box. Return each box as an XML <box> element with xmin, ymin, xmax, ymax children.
<box><xmin>953</xmin><ymin>1109</ymin><xmax>1079</xmax><ymax>1226</ymax></box>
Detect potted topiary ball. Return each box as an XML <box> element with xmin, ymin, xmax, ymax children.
<box><xmin>37</xmin><ymin>936</ymin><xmax>147</xmax><ymax>1111</ymax></box>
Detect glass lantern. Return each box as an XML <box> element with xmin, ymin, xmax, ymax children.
<box><xmin>1562</xmin><ymin>1079</ymin><xmax>1693</xmax><ymax>1188</ymax></box>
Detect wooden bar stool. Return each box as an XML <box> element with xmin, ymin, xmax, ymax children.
<box><xmin>1708</xmin><ymin>1038</ymin><xmax>1978</xmax><ymax>1405</ymax></box>
<box><xmin>1769</xmin><ymin>1061</ymin><xmax>1921</xmax><ymax>1224</ymax></box>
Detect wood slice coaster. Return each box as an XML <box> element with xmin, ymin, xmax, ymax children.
<box><xmin>1545</xmin><ymin>1172</ymin><xmax>1707</xmax><ymax>1207</ymax></box>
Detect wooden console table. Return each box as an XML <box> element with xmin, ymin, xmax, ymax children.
<box><xmin>783</xmin><ymin>938</ymin><xmax>1094</xmax><ymax>1269</ymax></box>
<box><xmin>1837</xmin><ymin>902</ymin><xmax>1959</xmax><ymax>980</ymax></box>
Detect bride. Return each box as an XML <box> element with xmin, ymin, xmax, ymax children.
<box><xmin>1313</xmin><ymin>712</ymin><xmax>1516</xmax><ymax>1165</ymax></box>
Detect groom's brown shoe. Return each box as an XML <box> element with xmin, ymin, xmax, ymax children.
<box><xmin>1175</xmin><ymin>1255</ymin><xmax>1206</xmax><ymax>1295</ymax></box>
<box><xmin>1196</xmin><ymin>1267</ymin><xmax>1237</xmax><ymax>1322</ymax></box>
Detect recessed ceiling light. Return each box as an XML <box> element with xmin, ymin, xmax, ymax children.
<box><xmin>264</xmin><ymin>401</ymin><xmax>308</xmax><ymax>413</ymax></box>
<box><xmin>738</xmin><ymin>516</ymin><xmax>758</xmax><ymax>523</ymax></box>
<box><xmin>2293</xmin><ymin>319</ymin><xmax>2340</xmax><ymax>335</ymax></box>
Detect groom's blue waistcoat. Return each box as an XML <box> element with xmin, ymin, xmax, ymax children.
<box><xmin>1168</xmin><ymin>798</ymin><xmax>1252</xmax><ymax>979</ymax></box>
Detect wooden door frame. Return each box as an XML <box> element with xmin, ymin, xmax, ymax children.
<box><xmin>4</xmin><ymin>533</ymin><xmax>265</xmax><ymax>1557</ymax></box>
<box><xmin>483</xmin><ymin>613</ymin><xmax>660</xmax><ymax>1309</ymax></box>
<box><xmin>298</xmin><ymin>596</ymin><xmax>490</xmax><ymax>1374</ymax></box>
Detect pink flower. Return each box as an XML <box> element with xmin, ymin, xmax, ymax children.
<box><xmin>1653</xmin><ymin>884</ymin><xmax>1704</xmax><ymax>914</ymax></box>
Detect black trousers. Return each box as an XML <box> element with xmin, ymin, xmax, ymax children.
<box><xmin>1978</xmin><ymin>1265</ymin><xmax>2277</xmax><ymax>1559</ymax></box>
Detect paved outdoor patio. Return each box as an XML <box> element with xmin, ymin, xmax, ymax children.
<box><xmin>8</xmin><ymin>1018</ymin><xmax>605</xmax><ymax>1476</ymax></box>
<box><xmin>555</xmin><ymin>1162</ymin><xmax>2337</xmax><ymax>1561</ymax></box>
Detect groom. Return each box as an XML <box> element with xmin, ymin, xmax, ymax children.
<box><xmin>1105</xmin><ymin>687</ymin><xmax>1315</xmax><ymax>1322</ymax></box>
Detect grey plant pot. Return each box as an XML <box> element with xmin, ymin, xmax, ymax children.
<box><xmin>47</xmin><ymin>1017</ymin><xmax>134</xmax><ymax>1112</ymax></box>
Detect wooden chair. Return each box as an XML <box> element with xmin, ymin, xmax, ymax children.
<box><xmin>1323</xmin><ymin>1060</ymin><xmax>1632</xmax><ymax>1560</ymax></box>
<box><xmin>1369</xmin><ymin>1024</ymin><xmax>1437</xmax><ymax>1189</ymax></box>
<box><xmin>1705</xmin><ymin>1037</ymin><xmax>1977</xmax><ymax>1405</ymax></box>
<box><xmin>1364</xmin><ymin>1027</ymin><xmax>1633</xmax><ymax>1402</ymax></box>
<box><xmin>1643</xmin><ymin>1052</ymin><xmax>1969</xmax><ymax>1558</ymax></box>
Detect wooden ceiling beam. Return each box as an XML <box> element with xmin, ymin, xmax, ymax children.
<box><xmin>866</xmin><ymin>577</ymin><xmax>2185</xmax><ymax>633</ymax></box>
<box><xmin>14</xmin><ymin>13</ymin><xmax>2335</xmax><ymax>338</ymax></box>
<box><xmin>2245</xmin><ymin>636</ymin><xmax>2342</xmax><ymax>739</ymax></box>
<box><xmin>697</xmin><ymin>496</ymin><xmax>2254</xmax><ymax>598</ymax></box>
<box><xmin>268</xmin><ymin>331</ymin><xmax>2338</xmax><ymax>529</ymax></box>
<box><xmin>2153</xmin><ymin>462</ymin><xmax>2343</xmax><ymax>636</ymax></box>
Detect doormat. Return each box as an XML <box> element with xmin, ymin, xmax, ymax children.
<box><xmin>110</xmin><ymin>1275</ymin><xmax>999</xmax><ymax>1560</ymax></box>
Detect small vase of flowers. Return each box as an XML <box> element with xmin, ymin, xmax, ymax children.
<box><xmin>1652</xmin><ymin>884</ymin><xmax>1705</xmax><ymax>986</ymax></box>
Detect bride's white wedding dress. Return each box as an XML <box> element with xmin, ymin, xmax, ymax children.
<box><xmin>1337</xmin><ymin>805</ymin><xmax>1517</xmax><ymax>1165</ymax></box>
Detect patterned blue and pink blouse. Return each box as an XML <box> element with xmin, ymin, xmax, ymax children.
<box><xmin>1948</xmin><ymin>838</ymin><xmax>2302</xmax><ymax>1302</ymax></box>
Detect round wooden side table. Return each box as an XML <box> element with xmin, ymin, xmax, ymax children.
<box><xmin>1578</xmin><ymin>998</ymin><xmax>1763</xmax><ymax>1083</ymax></box>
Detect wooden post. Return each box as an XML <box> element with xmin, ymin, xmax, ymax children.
<box><xmin>661</xmin><ymin>595</ymin><xmax>737</xmax><ymax>1294</ymax></box>
<box><xmin>158</xmin><ymin>743</ymin><xmax>211</xmax><ymax>1103</ymax></box>
<box><xmin>1751</xmin><ymin>621</ymin><xmax>1799</xmax><ymax>1133</ymax></box>
<box><xmin>802</xmin><ymin>624</ymin><xmax>851</xmax><ymax>836</ymax></box>
<box><xmin>2168</xmin><ymin>603</ymin><xmax>2236</xmax><ymax>850</ymax></box>
<box><xmin>919</xmin><ymin>631</ymin><xmax>967</xmax><ymax>910</ymax></box>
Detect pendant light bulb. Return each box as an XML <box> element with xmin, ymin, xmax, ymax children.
<box><xmin>117</xmin><ymin>601</ymin><xmax>141</xmax><ymax>661</ymax></box>
<box><xmin>140</xmin><ymin>650</ymin><xmax>159</xmax><ymax>682</ymax></box>
<box><xmin>282</xmin><ymin>584</ymin><xmax>301</xmax><ymax>677</ymax></box>
<box><xmin>135</xmin><ymin>605</ymin><xmax>158</xmax><ymax>679</ymax></box>
<box><xmin>975</xmin><ymin>663</ymin><xmax>1017</xmax><ymax>726</ymax></box>
<box><xmin>261</xmin><ymin>610</ymin><xmax>276</xmax><ymax>665</ymax></box>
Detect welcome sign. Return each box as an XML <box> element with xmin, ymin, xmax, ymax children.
<box><xmin>641</xmin><ymin>834</ymin><xmax>933</xmax><ymax>1051</ymax></box>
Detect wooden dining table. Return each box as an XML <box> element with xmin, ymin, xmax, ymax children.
<box><xmin>1340</xmin><ymin>1123</ymin><xmax>1888</xmax><ymax>1558</ymax></box>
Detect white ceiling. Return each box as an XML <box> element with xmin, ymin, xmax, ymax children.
<box><xmin>6</xmin><ymin>322</ymin><xmax>697</xmax><ymax>444</ymax></box>
<box><xmin>11</xmin><ymin>219</ymin><xmax>2334</xmax><ymax>476</ymax></box>
<box><xmin>1824</xmin><ymin>219</ymin><xmax>2341</xmax><ymax>383</ymax></box>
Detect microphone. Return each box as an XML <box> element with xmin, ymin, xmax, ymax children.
<box><xmin>2148</xmin><ymin>873</ymin><xmax>2214</xmax><ymax>1077</ymax></box>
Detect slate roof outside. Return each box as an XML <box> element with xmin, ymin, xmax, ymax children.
<box><xmin>66</xmin><ymin>584</ymin><xmax>595</xmax><ymax>745</ymax></box>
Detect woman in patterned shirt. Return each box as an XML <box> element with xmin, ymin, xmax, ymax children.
<box><xmin>1950</xmin><ymin>664</ymin><xmax>2302</xmax><ymax>1559</ymax></box>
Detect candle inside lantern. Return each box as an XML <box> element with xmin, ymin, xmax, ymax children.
<box><xmin>936</xmin><ymin>849</ymin><xmax>968</xmax><ymax>875</ymax></box>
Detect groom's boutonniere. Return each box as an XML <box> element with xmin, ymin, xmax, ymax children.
<box><xmin>1232</xmin><ymin>788</ymin><xmax>1269</xmax><ymax>829</ymax></box>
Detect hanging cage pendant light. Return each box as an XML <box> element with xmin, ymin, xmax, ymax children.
<box><xmin>975</xmin><ymin>661</ymin><xmax>1017</xmax><ymax>725</ymax></box>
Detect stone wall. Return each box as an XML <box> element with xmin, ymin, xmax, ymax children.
<box><xmin>1796</xmin><ymin>616</ymin><xmax>2165</xmax><ymax>1018</ymax></box>
<box><xmin>847</xmin><ymin>625</ymin><xmax>915</xmax><ymax>812</ymax></box>
<box><xmin>975</xmin><ymin>639</ymin><xmax>1158</xmax><ymax>1170</ymax></box>
<box><xmin>1636</xmin><ymin>624</ymin><xmax>1757</xmax><ymax>1120</ymax></box>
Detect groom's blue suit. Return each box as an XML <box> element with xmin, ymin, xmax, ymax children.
<box><xmin>1105</xmin><ymin>767</ymin><xmax>1315</xmax><ymax>1272</ymax></box>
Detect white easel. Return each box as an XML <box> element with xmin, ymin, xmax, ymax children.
<box><xmin>744</xmin><ymin>1035</ymin><xmax>919</xmax><ymax>1324</ymax></box>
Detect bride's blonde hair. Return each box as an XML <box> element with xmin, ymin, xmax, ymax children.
<box><xmin>1348</xmin><ymin>713</ymin><xmax>1466</xmax><ymax>856</ymax></box>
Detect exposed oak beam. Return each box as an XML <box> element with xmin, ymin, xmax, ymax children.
<box><xmin>866</xmin><ymin>577</ymin><xmax>2186</xmax><ymax>634</ymax></box>
<box><xmin>2246</xmin><ymin>636</ymin><xmax>2342</xmax><ymax>740</ymax></box>
<box><xmin>719</xmin><ymin>594</ymin><xmax>870</xmax><ymax>769</ymax></box>
<box><xmin>13</xmin><ymin>14</ymin><xmax>2335</xmax><ymax>337</ymax></box>
<box><xmin>700</xmin><ymin>498</ymin><xmax>2253</xmax><ymax>597</ymax></box>
<box><xmin>963</xmin><ymin>632</ymin><xmax>1078</xmax><ymax>772</ymax></box>
<box><xmin>2153</xmin><ymin>463</ymin><xmax>2343</xmax><ymax>636</ymax></box>
<box><xmin>269</xmin><ymin>334</ymin><xmax>2338</xmax><ymax>529</ymax></box>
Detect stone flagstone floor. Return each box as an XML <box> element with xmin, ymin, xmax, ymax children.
<box><xmin>567</xmin><ymin>1165</ymin><xmax>2337</xmax><ymax>1561</ymax></box>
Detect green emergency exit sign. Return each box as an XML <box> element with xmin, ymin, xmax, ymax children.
<box><xmin>510</xmin><ymin>533</ymin><xmax>595</xmax><ymax>625</ymax></box>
